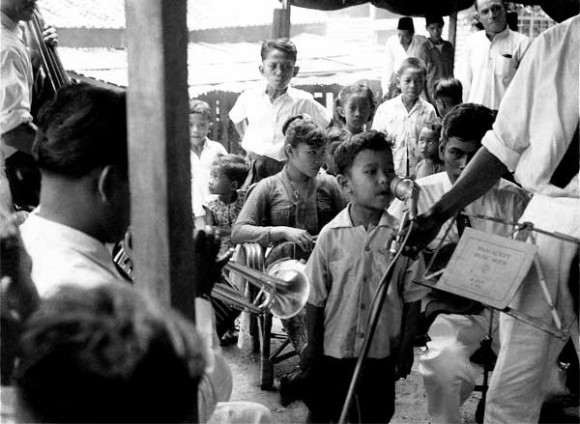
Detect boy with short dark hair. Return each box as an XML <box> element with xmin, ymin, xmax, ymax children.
<box><xmin>301</xmin><ymin>130</ymin><xmax>427</xmax><ymax>423</ymax></box>
<box><xmin>372</xmin><ymin>57</ymin><xmax>437</xmax><ymax>178</ymax></box>
<box><xmin>229</xmin><ymin>38</ymin><xmax>330</xmax><ymax>183</ymax></box>
<box><xmin>189</xmin><ymin>99</ymin><xmax>227</xmax><ymax>229</ymax></box>
<box><xmin>433</xmin><ymin>77</ymin><xmax>463</xmax><ymax>118</ymax></box>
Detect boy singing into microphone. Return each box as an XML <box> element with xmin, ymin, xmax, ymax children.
<box><xmin>301</xmin><ymin>130</ymin><xmax>428</xmax><ymax>423</ymax></box>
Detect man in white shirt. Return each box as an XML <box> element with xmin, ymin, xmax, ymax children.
<box><xmin>229</xmin><ymin>38</ymin><xmax>329</xmax><ymax>183</ymax></box>
<box><xmin>457</xmin><ymin>0</ymin><xmax>530</xmax><ymax>110</ymax></box>
<box><xmin>408</xmin><ymin>15</ymin><xmax>579</xmax><ymax>423</ymax></box>
<box><xmin>381</xmin><ymin>16</ymin><xmax>427</xmax><ymax>100</ymax></box>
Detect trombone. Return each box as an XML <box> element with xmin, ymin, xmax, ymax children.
<box><xmin>214</xmin><ymin>259</ymin><xmax>310</xmax><ymax>319</ymax></box>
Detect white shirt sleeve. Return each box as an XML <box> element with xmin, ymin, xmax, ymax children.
<box><xmin>228</xmin><ymin>91</ymin><xmax>247</xmax><ymax>124</ymax></box>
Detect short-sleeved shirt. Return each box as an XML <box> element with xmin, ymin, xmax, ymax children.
<box><xmin>458</xmin><ymin>27</ymin><xmax>530</xmax><ymax>110</ymax></box>
<box><xmin>372</xmin><ymin>94</ymin><xmax>437</xmax><ymax>177</ymax></box>
<box><xmin>416</xmin><ymin>38</ymin><xmax>454</xmax><ymax>105</ymax></box>
<box><xmin>232</xmin><ymin>167</ymin><xmax>345</xmax><ymax>246</ymax></box>
<box><xmin>191</xmin><ymin>138</ymin><xmax>227</xmax><ymax>218</ymax></box>
<box><xmin>305</xmin><ymin>206</ymin><xmax>428</xmax><ymax>359</ymax></box>
<box><xmin>388</xmin><ymin>172</ymin><xmax>530</xmax><ymax>250</ymax></box>
<box><xmin>228</xmin><ymin>85</ymin><xmax>330</xmax><ymax>161</ymax></box>
<box><xmin>481</xmin><ymin>15</ymin><xmax>579</xmax><ymax>198</ymax></box>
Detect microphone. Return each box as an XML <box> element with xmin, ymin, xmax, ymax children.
<box><xmin>390</xmin><ymin>177</ymin><xmax>418</xmax><ymax>220</ymax></box>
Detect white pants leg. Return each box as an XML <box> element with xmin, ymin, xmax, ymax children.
<box><xmin>484</xmin><ymin>195</ymin><xmax>580</xmax><ymax>424</ymax></box>
<box><xmin>420</xmin><ymin>309</ymin><xmax>499</xmax><ymax>424</ymax></box>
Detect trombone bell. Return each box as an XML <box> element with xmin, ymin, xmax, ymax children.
<box><xmin>216</xmin><ymin>259</ymin><xmax>310</xmax><ymax>319</ymax></box>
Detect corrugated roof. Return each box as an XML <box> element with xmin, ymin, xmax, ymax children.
<box><xmin>59</xmin><ymin>33</ymin><xmax>385</xmax><ymax>96</ymax></box>
<box><xmin>39</xmin><ymin>0</ymin><xmax>329</xmax><ymax>30</ymax></box>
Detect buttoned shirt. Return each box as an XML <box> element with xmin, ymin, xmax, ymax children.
<box><xmin>482</xmin><ymin>15</ymin><xmax>579</xmax><ymax>198</ymax></box>
<box><xmin>458</xmin><ymin>27</ymin><xmax>530</xmax><ymax>110</ymax></box>
<box><xmin>372</xmin><ymin>94</ymin><xmax>437</xmax><ymax>177</ymax></box>
<box><xmin>388</xmin><ymin>172</ymin><xmax>529</xmax><ymax>251</ymax></box>
<box><xmin>191</xmin><ymin>138</ymin><xmax>227</xmax><ymax>218</ymax></box>
<box><xmin>228</xmin><ymin>85</ymin><xmax>330</xmax><ymax>161</ymax></box>
<box><xmin>417</xmin><ymin>38</ymin><xmax>454</xmax><ymax>104</ymax></box>
<box><xmin>381</xmin><ymin>34</ymin><xmax>427</xmax><ymax>95</ymax></box>
<box><xmin>1</xmin><ymin>12</ymin><xmax>33</xmax><ymax>172</ymax></box>
<box><xmin>306</xmin><ymin>206</ymin><xmax>427</xmax><ymax>359</ymax></box>
<box><xmin>232</xmin><ymin>167</ymin><xmax>345</xmax><ymax>246</ymax></box>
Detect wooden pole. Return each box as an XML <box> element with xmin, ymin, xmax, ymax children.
<box><xmin>125</xmin><ymin>0</ymin><xmax>197</xmax><ymax>321</ymax></box>
<box><xmin>272</xmin><ymin>0</ymin><xmax>291</xmax><ymax>38</ymax></box>
<box><xmin>448</xmin><ymin>5</ymin><xmax>458</xmax><ymax>47</ymax></box>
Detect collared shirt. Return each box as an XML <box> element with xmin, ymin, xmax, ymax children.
<box><xmin>417</xmin><ymin>38</ymin><xmax>455</xmax><ymax>104</ymax></box>
<box><xmin>306</xmin><ymin>206</ymin><xmax>428</xmax><ymax>359</ymax></box>
<box><xmin>482</xmin><ymin>15</ymin><xmax>579</xmax><ymax>198</ymax></box>
<box><xmin>458</xmin><ymin>27</ymin><xmax>530</xmax><ymax>110</ymax></box>
<box><xmin>232</xmin><ymin>167</ymin><xmax>345</xmax><ymax>246</ymax></box>
<box><xmin>191</xmin><ymin>138</ymin><xmax>227</xmax><ymax>218</ymax></box>
<box><xmin>372</xmin><ymin>94</ymin><xmax>437</xmax><ymax>177</ymax></box>
<box><xmin>388</xmin><ymin>171</ymin><xmax>530</xmax><ymax>250</ymax></box>
<box><xmin>228</xmin><ymin>84</ymin><xmax>330</xmax><ymax>161</ymax></box>
<box><xmin>381</xmin><ymin>34</ymin><xmax>427</xmax><ymax>94</ymax></box>
<box><xmin>20</xmin><ymin>210</ymin><xmax>232</xmax><ymax>421</ymax></box>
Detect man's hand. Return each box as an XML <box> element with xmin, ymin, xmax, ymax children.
<box><xmin>191</xmin><ymin>227</ymin><xmax>231</xmax><ymax>299</ymax></box>
<box><xmin>42</xmin><ymin>25</ymin><xmax>58</xmax><ymax>47</ymax></box>
<box><xmin>403</xmin><ymin>210</ymin><xmax>446</xmax><ymax>257</ymax></box>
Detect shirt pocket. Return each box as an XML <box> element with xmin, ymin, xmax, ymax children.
<box><xmin>326</xmin><ymin>256</ymin><xmax>355</xmax><ymax>305</ymax></box>
<box><xmin>496</xmin><ymin>53</ymin><xmax>516</xmax><ymax>80</ymax></box>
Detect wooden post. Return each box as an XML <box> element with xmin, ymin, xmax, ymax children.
<box><xmin>272</xmin><ymin>0</ymin><xmax>291</xmax><ymax>38</ymax></box>
<box><xmin>448</xmin><ymin>6</ymin><xmax>458</xmax><ymax>47</ymax></box>
<box><xmin>125</xmin><ymin>0</ymin><xmax>196</xmax><ymax>321</ymax></box>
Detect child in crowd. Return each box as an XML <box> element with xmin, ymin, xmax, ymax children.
<box><xmin>332</xmin><ymin>83</ymin><xmax>376</xmax><ymax>135</ymax></box>
<box><xmin>323</xmin><ymin>127</ymin><xmax>350</xmax><ymax>176</ymax></box>
<box><xmin>372</xmin><ymin>57</ymin><xmax>437</xmax><ymax>178</ymax></box>
<box><xmin>190</xmin><ymin>99</ymin><xmax>227</xmax><ymax>229</ymax></box>
<box><xmin>301</xmin><ymin>130</ymin><xmax>427</xmax><ymax>423</ymax></box>
<box><xmin>415</xmin><ymin>117</ymin><xmax>444</xmax><ymax>179</ymax></box>
<box><xmin>204</xmin><ymin>154</ymin><xmax>250</xmax><ymax>255</ymax></box>
<box><xmin>229</xmin><ymin>38</ymin><xmax>330</xmax><ymax>183</ymax></box>
<box><xmin>433</xmin><ymin>77</ymin><xmax>463</xmax><ymax>118</ymax></box>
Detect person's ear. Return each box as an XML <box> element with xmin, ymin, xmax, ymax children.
<box><xmin>336</xmin><ymin>173</ymin><xmax>352</xmax><ymax>194</ymax></box>
<box><xmin>439</xmin><ymin>142</ymin><xmax>446</xmax><ymax>162</ymax></box>
<box><xmin>337</xmin><ymin>106</ymin><xmax>346</xmax><ymax>119</ymax></box>
<box><xmin>97</xmin><ymin>165</ymin><xmax>120</xmax><ymax>203</ymax></box>
<box><xmin>231</xmin><ymin>180</ymin><xmax>239</xmax><ymax>192</ymax></box>
<box><xmin>285</xmin><ymin>144</ymin><xmax>293</xmax><ymax>158</ymax></box>
<box><xmin>259</xmin><ymin>63</ymin><xmax>265</xmax><ymax>76</ymax></box>
<box><xmin>292</xmin><ymin>66</ymin><xmax>300</xmax><ymax>78</ymax></box>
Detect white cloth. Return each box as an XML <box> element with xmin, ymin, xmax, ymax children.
<box><xmin>389</xmin><ymin>171</ymin><xmax>529</xmax><ymax>424</ymax></box>
<box><xmin>381</xmin><ymin>34</ymin><xmax>427</xmax><ymax>95</ymax></box>
<box><xmin>457</xmin><ymin>27</ymin><xmax>530</xmax><ymax>110</ymax></box>
<box><xmin>306</xmin><ymin>205</ymin><xmax>428</xmax><ymax>359</ymax></box>
<box><xmin>191</xmin><ymin>138</ymin><xmax>227</xmax><ymax>218</ymax></box>
<box><xmin>20</xmin><ymin>211</ymin><xmax>239</xmax><ymax>423</ymax></box>
<box><xmin>477</xmin><ymin>16</ymin><xmax>580</xmax><ymax>424</ymax></box>
<box><xmin>228</xmin><ymin>84</ymin><xmax>330</xmax><ymax>161</ymax></box>
<box><xmin>372</xmin><ymin>95</ymin><xmax>437</xmax><ymax>177</ymax></box>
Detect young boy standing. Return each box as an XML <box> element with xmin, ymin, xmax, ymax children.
<box><xmin>301</xmin><ymin>131</ymin><xmax>428</xmax><ymax>423</ymax></box>
<box><xmin>228</xmin><ymin>38</ymin><xmax>330</xmax><ymax>183</ymax></box>
<box><xmin>372</xmin><ymin>57</ymin><xmax>437</xmax><ymax>178</ymax></box>
<box><xmin>190</xmin><ymin>99</ymin><xmax>227</xmax><ymax>229</ymax></box>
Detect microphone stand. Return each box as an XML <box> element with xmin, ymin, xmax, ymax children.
<box><xmin>337</xmin><ymin>219</ymin><xmax>415</xmax><ymax>424</ymax></box>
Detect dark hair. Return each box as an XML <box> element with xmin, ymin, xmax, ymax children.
<box><xmin>14</xmin><ymin>284</ymin><xmax>205</xmax><ymax>423</ymax></box>
<box><xmin>434</xmin><ymin>78</ymin><xmax>463</xmax><ymax>104</ymax></box>
<box><xmin>423</xmin><ymin>116</ymin><xmax>443</xmax><ymax>140</ymax></box>
<box><xmin>212</xmin><ymin>154</ymin><xmax>249</xmax><ymax>187</ymax></box>
<box><xmin>425</xmin><ymin>15</ymin><xmax>444</xmax><ymax>26</ymax></box>
<box><xmin>260</xmin><ymin>38</ymin><xmax>297</xmax><ymax>62</ymax></box>
<box><xmin>474</xmin><ymin>0</ymin><xmax>506</xmax><ymax>11</ymax></box>
<box><xmin>324</xmin><ymin>128</ymin><xmax>351</xmax><ymax>175</ymax></box>
<box><xmin>334</xmin><ymin>130</ymin><xmax>392</xmax><ymax>176</ymax></box>
<box><xmin>334</xmin><ymin>83</ymin><xmax>377</xmax><ymax>125</ymax></box>
<box><xmin>441</xmin><ymin>103</ymin><xmax>496</xmax><ymax>146</ymax></box>
<box><xmin>33</xmin><ymin>84</ymin><xmax>127</xmax><ymax>178</ymax></box>
<box><xmin>283</xmin><ymin>115</ymin><xmax>327</xmax><ymax>152</ymax></box>
<box><xmin>397</xmin><ymin>57</ymin><xmax>427</xmax><ymax>79</ymax></box>
<box><xmin>189</xmin><ymin>99</ymin><xmax>212</xmax><ymax>121</ymax></box>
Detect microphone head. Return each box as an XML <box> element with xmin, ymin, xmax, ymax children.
<box><xmin>390</xmin><ymin>177</ymin><xmax>414</xmax><ymax>201</ymax></box>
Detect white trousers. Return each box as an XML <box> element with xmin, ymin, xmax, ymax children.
<box><xmin>419</xmin><ymin>309</ymin><xmax>499</xmax><ymax>424</ymax></box>
<box><xmin>485</xmin><ymin>195</ymin><xmax>580</xmax><ymax>424</ymax></box>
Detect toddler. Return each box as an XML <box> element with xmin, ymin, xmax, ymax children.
<box><xmin>372</xmin><ymin>57</ymin><xmax>437</xmax><ymax>178</ymax></box>
<box><xmin>415</xmin><ymin>117</ymin><xmax>444</xmax><ymax>179</ymax></box>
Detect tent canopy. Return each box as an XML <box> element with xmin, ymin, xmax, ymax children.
<box><xmin>290</xmin><ymin>0</ymin><xmax>579</xmax><ymax>22</ymax></box>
